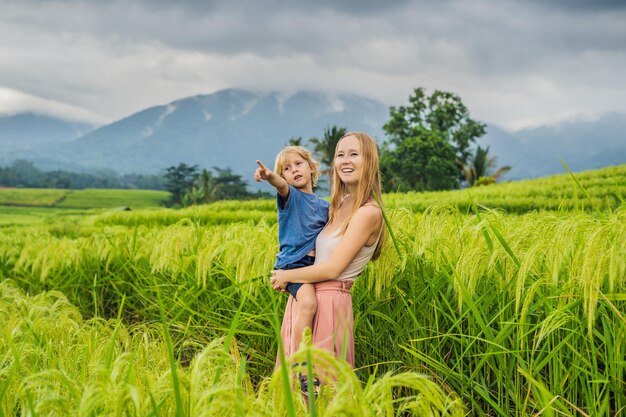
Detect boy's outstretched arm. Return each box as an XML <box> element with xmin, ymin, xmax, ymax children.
<box><xmin>254</xmin><ymin>160</ymin><xmax>289</xmax><ymax>198</ymax></box>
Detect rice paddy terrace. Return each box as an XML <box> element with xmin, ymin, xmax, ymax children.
<box><xmin>1</xmin><ymin>165</ymin><xmax>625</xmax><ymax>416</ymax></box>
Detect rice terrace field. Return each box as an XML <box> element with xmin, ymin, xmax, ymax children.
<box><xmin>1</xmin><ymin>165</ymin><xmax>625</xmax><ymax>416</ymax></box>
<box><xmin>0</xmin><ymin>188</ymin><xmax>170</xmax><ymax>209</ymax></box>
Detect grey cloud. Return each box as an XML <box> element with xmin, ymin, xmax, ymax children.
<box><xmin>525</xmin><ymin>0</ymin><xmax>626</xmax><ymax>12</ymax></box>
<box><xmin>32</xmin><ymin>0</ymin><xmax>412</xmax><ymax>16</ymax></box>
<box><xmin>4</xmin><ymin>0</ymin><xmax>625</xmax><ymax>60</ymax></box>
<box><xmin>1</xmin><ymin>0</ymin><xmax>625</xmax><ymax>128</ymax></box>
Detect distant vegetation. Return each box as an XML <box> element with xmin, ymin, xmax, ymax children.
<box><xmin>0</xmin><ymin>159</ymin><xmax>166</xmax><ymax>189</ymax></box>
<box><xmin>2</xmin><ymin>165</ymin><xmax>623</xmax><ymax>215</ymax></box>
<box><xmin>385</xmin><ymin>164</ymin><xmax>626</xmax><ymax>213</ymax></box>
<box><xmin>0</xmin><ymin>159</ymin><xmax>269</xmax><ymax>207</ymax></box>
<box><xmin>164</xmin><ymin>163</ymin><xmax>271</xmax><ymax>207</ymax></box>
<box><xmin>58</xmin><ymin>189</ymin><xmax>171</xmax><ymax>209</ymax></box>
<box><xmin>0</xmin><ymin>206</ymin><xmax>91</xmax><ymax>227</ymax></box>
<box><xmin>0</xmin><ymin>187</ymin><xmax>67</xmax><ymax>206</ymax></box>
<box><xmin>0</xmin><ymin>188</ymin><xmax>170</xmax><ymax>209</ymax></box>
<box><xmin>95</xmin><ymin>165</ymin><xmax>624</xmax><ymax>230</ymax></box>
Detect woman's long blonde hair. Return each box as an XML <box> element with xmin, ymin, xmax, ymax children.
<box><xmin>328</xmin><ymin>131</ymin><xmax>385</xmax><ymax>260</ymax></box>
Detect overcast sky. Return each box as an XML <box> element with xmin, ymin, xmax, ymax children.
<box><xmin>1</xmin><ymin>0</ymin><xmax>625</xmax><ymax>130</ymax></box>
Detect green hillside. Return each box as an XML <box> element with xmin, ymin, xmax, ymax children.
<box><xmin>385</xmin><ymin>164</ymin><xmax>626</xmax><ymax>213</ymax></box>
<box><xmin>0</xmin><ymin>188</ymin><xmax>68</xmax><ymax>206</ymax></box>
<box><xmin>57</xmin><ymin>188</ymin><xmax>170</xmax><ymax>209</ymax></box>
<box><xmin>0</xmin><ymin>188</ymin><xmax>170</xmax><ymax>209</ymax></box>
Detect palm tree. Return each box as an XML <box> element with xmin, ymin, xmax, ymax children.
<box><xmin>287</xmin><ymin>136</ymin><xmax>303</xmax><ymax>146</ymax></box>
<box><xmin>458</xmin><ymin>145</ymin><xmax>511</xmax><ymax>187</ymax></box>
<box><xmin>196</xmin><ymin>169</ymin><xmax>215</xmax><ymax>203</ymax></box>
<box><xmin>309</xmin><ymin>126</ymin><xmax>347</xmax><ymax>192</ymax></box>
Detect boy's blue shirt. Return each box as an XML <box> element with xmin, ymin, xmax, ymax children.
<box><xmin>274</xmin><ymin>184</ymin><xmax>330</xmax><ymax>269</ymax></box>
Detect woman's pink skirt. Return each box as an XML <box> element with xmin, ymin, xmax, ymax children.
<box><xmin>278</xmin><ymin>280</ymin><xmax>354</xmax><ymax>367</ymax></box>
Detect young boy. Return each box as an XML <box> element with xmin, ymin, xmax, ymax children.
<box><xmin>254</xmin><ymin>146</ymin><xmax>329</xmax><ymax>357</ymax></box>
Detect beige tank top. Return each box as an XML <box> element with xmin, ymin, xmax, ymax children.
<box><xmin>314</xmin><ymin>225</ymin><xmax>381</xmax><ymax>282</ymax></box>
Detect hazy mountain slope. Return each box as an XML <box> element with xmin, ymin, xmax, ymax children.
<box><xmin>50</xmin><ymin>89</ymin><xmax>389</xmax><ymax>183</ymax></box>
<box><xmin>0</xmin><ymin>112</ymin><xmax>94</xmax><ymax>152</ymax></box>
<box><xmin>479</xmin><ymin>113</ymin><xmax>626</xmax><ymax>179</ymax></box>
<box><xmin>2</xmin><ymin>90</ymin><xmax>625</xmax><ymax>188</ymax></box>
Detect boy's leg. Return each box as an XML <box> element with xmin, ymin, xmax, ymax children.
<box><xmin>292</xmin><ymin>284</ymin><xmax>321</xmax><ymax>397</ymax></box>
<box><xmin>292</xmin><ymin>283</ymin><xmax>317</xmax><ymax>350</ymax></box>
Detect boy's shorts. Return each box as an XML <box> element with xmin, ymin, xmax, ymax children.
<box><xmin>282</xmin><ymin>255</ymin><xmax>315</xmax><ymax>299</ymax></box>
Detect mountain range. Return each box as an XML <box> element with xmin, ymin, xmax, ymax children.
<box><xmin>481</xmin><ymin>113</ymin><xmax>626</xmax><ymax>179</ymax></box>
<box><xmin>0</xmin><ymin>88</ymin><xmax>624</xmax><ymax>187</ymax></box>
<box><xmin>0</xmin><ymin>113</ymin><xmax>93</xmax><ymax>153</ymax></box>
<box><xmin>2</xmin><ymin>89</ymin><xmax>388</xmax><ymax>184</ymax></box>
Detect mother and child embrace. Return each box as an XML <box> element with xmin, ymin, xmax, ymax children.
<box><xmin>254</xmin><ymin>131</ymin><xmax>385</xmax><ymax>396</ymax></box>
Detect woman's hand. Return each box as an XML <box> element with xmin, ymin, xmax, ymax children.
<box><xmin>270</xmin><ymin>270</ymin><xmax>288</xmax><ymax>291</ymax></box>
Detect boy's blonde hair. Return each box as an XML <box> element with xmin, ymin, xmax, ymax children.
<box><xmin>274</xmin><ymin>146</ymin><xmax>321</xmax><ymax>187</ymax></box>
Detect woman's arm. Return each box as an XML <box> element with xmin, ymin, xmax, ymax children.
<box><xmin>270</xmin><ymin>205</ymin><xmax>382</xmax><ymax>289</ymax></box>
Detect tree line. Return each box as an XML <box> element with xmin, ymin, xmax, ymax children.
<box><xmin>0</xmin><ymin>159</ymin><xmax>264</xmax><ymax>207</ymax></box>
<box><xmin>0</xmin><ymin>160</ymin><xmax>166</xmax><ymax>190</ymax></box>
<box><xmin>164</xmin><ymin>164</ymin><xmax>270</xmax><ymax>207</ymax></box>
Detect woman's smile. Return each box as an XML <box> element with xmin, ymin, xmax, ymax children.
<box><xmin>335</xmin><ymin>135</ymin><xmax>362</xmax><ymax>186</ymax></box>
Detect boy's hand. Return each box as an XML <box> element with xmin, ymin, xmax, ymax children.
<box><xmin>254</xmin><ymin>160</ymin><xmax>273</xmax><ymax>182</ymax></box>
<box><xmin>255</xmin><ymin>159</ymin><xmax>289</xmax><ymax>198</ymax></box>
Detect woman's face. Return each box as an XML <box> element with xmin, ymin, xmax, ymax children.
<box><xmin>334</xmin><ymin>135</ymin><xmax>363</xmax><ymax>188</ymax></box>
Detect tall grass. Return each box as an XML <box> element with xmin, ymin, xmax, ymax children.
<box><xmin>94</xmin><ymin>201</ymin><xmax>276</xmax><ymax>227</ymax></box>
<box><xmin>1</xmin><ymin>163</ymin><xmax>625</xmax><ymax>414</ymax></box>
<box><xmin>0</xmin><ymin>280</ymin><xmax>463</xmax><ymax>416</ymax></box>
<box><xmin>354</xmin><ymin>205</ymin><xmax>626</xmax><ymax>414</ymax></box>
<box><xmin>1</xmin><ymin>204</ymin><xmax>624</xmax><ymax>414</ymax></box>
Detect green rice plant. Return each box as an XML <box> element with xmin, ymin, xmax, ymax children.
<box><xmin>351</xmin><ymin>205</ymin><xmax>626</xmax><ymax>415</ymax></box>
<box><xmin>56</xmin><ymin>189</ymin><xmax>171</xmax><ymax>209</ymax></box>
<box><xmin>1</xmin><ymin>280</ymin><xmax>465</xmax><ymax>416</ymax></box>
<box><xmin>94</xmin><ymin>205</ymin><xmax>276</xmax><ymax>228</ymax></box>
<box><xmin>0</xmin><ymin>206</ymin><xmax>92</xmax><ymax>228</ymax></box>
<box><xmin>1</xmin><ymin>175</ymin><xmax>625</xmax><ymax>415</ymax></box>
<box><xmin>384</xmin><ymin>164</ymin><xmax>626</xmax><ymax>214</ymax></box>
<box><xmin>0</xmin><ymin>188</ymin><xmax>68</xmax><ymax>207</ymax></box>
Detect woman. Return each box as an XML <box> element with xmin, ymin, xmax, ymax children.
<box><xmin>270</xmin><ymin>131</ymin><xmax>385</xmax><ymax>378</ymax></box>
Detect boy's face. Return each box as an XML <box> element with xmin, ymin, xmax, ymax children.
<box><xmin>282</xmin><ymin>153</ymin><xmax>313</xmax><ymax>192</ymax></box>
